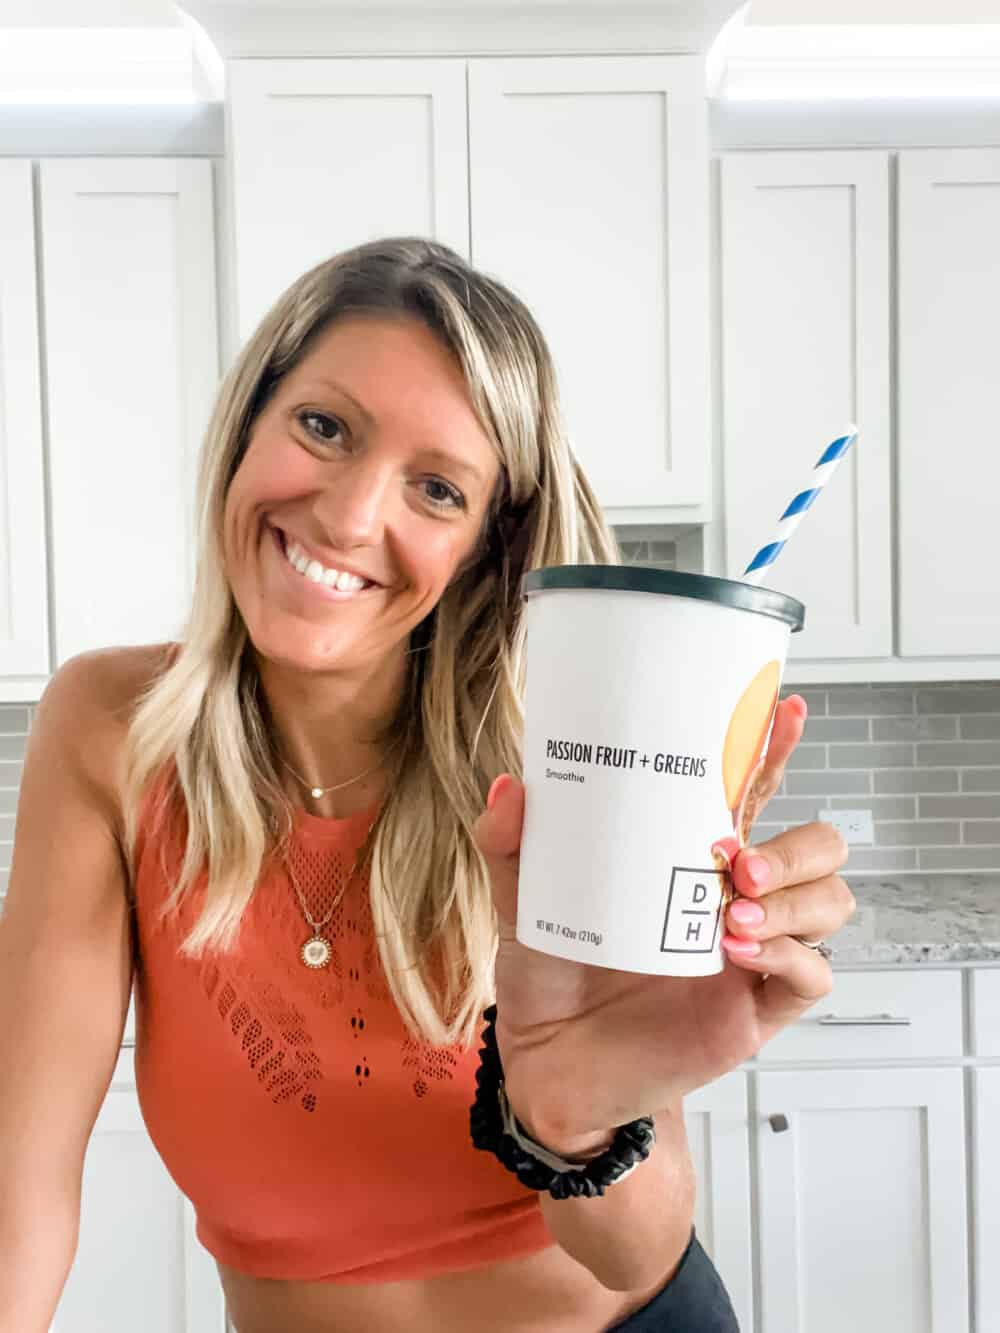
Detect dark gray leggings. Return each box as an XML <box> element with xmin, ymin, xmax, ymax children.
<box><xmin>605</xmin><ymin>1229</ymin><xmax>741</xmax><ymax>1332</ymax></box>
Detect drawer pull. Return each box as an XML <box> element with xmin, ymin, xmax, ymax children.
<box><xmin>768</xmin><ymin>1114</ymin><xmax>790</xmax><ymax>1133</ymax></box>
<box><xmin>817</xmin><ymin>1012</ymin><xmax>911</xmax><ymax>1027</ymax></box>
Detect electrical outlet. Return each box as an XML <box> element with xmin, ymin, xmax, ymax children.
<box><xmin>819</xmin><ymin>809</ymin><xmax>875</xmax><ymax>844</ymax></box>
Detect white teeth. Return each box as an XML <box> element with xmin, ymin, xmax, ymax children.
<box><xmin>281</xmin><ymin>534</ymin><xmax>371</xmax><ymax>593</ymax></box>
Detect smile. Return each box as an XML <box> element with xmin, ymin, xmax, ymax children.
<box><xmin>271</xmin><ymin>526</ymin><xmax>381</xmax><ymax>601</ymax></box>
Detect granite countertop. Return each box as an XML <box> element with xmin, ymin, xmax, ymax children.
<box><xmin>829</xmin><ymin>875</ymin><xmax>1000</xmax><ymax>965</ymax></box>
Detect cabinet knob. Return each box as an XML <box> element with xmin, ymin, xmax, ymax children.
<box><xmin>768</xmin><ymin>1113</ymin><xmax>790</xmax><ymax>1133</ymax></box>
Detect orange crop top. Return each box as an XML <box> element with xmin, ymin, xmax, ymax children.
<box><xmin>131</xmin><ymin>774</ymin><xmax>553</xmax><ymax>1283</ymax></box>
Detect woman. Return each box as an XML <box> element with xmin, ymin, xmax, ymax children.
<box><xmin>2</xmin><ymin>237</ymin><xmax>853</xmax><ymax>1332</ymax></box>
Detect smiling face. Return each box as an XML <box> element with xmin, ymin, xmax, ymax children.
<box><xmin>222</xmin><ymin>314</ymin><xmax>502</xmax><ymax>684</ymax></box>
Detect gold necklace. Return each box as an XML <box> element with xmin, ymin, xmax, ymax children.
<box><xmin>277</xmin><ymin>748</ymin><xmax>390</xmax><ymax>800</ymax></box>
<box><xmin>275</xmin><ymin>740</ymin><xmax>395</xmax><ymax>968</ymax></box>
<box><xmin>285</xmin><ymin>845</ymin><xmax>365</xmax><ymax>970</ymax></box>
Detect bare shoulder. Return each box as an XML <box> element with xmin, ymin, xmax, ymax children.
<box><xmin>41</xmin><ymin>641</ymin><xmax>179</xmax><ymax>832</ymax></box>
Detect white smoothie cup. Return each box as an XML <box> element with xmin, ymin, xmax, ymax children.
<box><xmin>516</xmin><ymin>566</ymin><xmax>805</xmax><ymax>977</ymax></box>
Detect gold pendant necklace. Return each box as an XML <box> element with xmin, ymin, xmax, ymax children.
<box><xmin>286</xmin><ymin>846</ymin><xmax>364</xmax><ymax>969</ymax></box>
<box><xmin>275</xmin><ymin>740</ymin><xmax>394</xmax><ymax>967</ymax></box>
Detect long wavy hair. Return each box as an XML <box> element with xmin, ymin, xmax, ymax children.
<box><xmin>121</xmin><ymin>236</ymin><xmax>619</xmax><ymax>1048</ymax></box>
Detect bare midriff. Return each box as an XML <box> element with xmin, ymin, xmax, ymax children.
<box><xmin>217</xmin><ymin>1241</ymin><xmax>672</xmax><ymax>1333</ymax></box>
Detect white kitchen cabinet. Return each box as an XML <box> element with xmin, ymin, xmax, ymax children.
<box><xmin>971</xmin><ymin>969</ymin><xmax>1000</xmax><ymax>1333</ymax></box>
<box><xmin>973</xmin><ymin>1068</ymin><xmax>1000</xmax><ymax>1333</ymax></box>
<box><xmin>53</xmin><ymin>1055</ymin><xmax>227</xmax><ymax>1333</ymax></box>
<box><xmin>227</xmin><ymin>58</ymin><xmax>470</xmax><ymax>343</ymax></box>
<box><xmin>0</xmin><ymin>161</ymin><xmax>51</xmax><ymax>690</ymax></box>
<box><xmin>683</xmin><ymin>1073</ymin><xmax>753</xmax><ymax>1333</ymax></box>
<box><xmin>228</xmin><ymin>55</ymin><xmax>711</xmax><ymax>518</ymax></box>
<box><xmin>468</xmin><ymin>56</ymin><xmax>710</xmax><ymax>514</ymax></box>
<box><xmin>756</xmin><ymin>1065</ymin><xmax>968</xmax><ymax>1333</ymax></box>
<box><xmin>39</xmin><ymin>158</ymin><xmax>218</xmax><ymax>667</ymax></box>
<box><xmin>897</xmin><ymin>147</ymin><xmax>1000</xmax><ymax>658</ymax></box>
<box><xmin>720</xmin><ymin>150</ymin><xmax>892</xmax><ymax>661</ymax></box>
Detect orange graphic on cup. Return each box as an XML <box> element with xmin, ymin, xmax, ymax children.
<box><xmin>722</xmin><ymin>660</ymin><xmax>781</xmax><ymax>843</ymax></box>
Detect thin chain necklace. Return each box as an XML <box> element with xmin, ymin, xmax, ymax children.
<box><xmin>285</xmin><ymin>845</ymin><xmax>365</xmax><ymax>969</ymax></box>
<box><xmin>277</xmin><ymin>747</ymin><xmax>391</xmax><ymax>801</ymax></box>
<box><xmin>276</xmin><ymin>741</ymin><xmax>395</xmax><ymax>969</ymax></box>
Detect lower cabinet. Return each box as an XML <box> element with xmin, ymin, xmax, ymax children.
<box><xmin>756</xmin><ymin>1065</ymin><xmax>969</xmax><ymax>1333</ymax></box>
<box><xmin>684</xmin><ymin>1073</ymin><xmax>753</xmax><ymax>1333</ymax></box>
<box><xmin>973</xmin><ymin>1068</ymin><xmax>1000</xmax><ymax>1333</ymax></box>
<box><xmin>51</xmin><ymin>1056</ymin><xmax>227</xmax><ymax>1333</ymax></box>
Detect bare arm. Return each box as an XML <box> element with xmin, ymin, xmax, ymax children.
<box><xmin>0</xmin><ymin>651</ymin><xmax>136</xmax><ymax>1332</ymax></box>
<box><xmin>529</xmin><ymin>1100</ymin><xmax>696</xmax><ymax>1293</ymax></box>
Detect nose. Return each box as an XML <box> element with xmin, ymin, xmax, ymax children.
<box><xmin>311</xmin><ymin>453</ymin><xmax>394</xmax><ymax>550</ymax></box>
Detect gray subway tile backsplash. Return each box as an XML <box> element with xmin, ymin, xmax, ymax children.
<box><xmin>963</xmin><ymin>715</ymin><xmax>1000</xmax><ymax>739</ymax></box>
<box><xmin>829</xmin><ymin>742</ymin><xmax>915</xmax><ymax>769</ymax></box>
<box><xmin>871</xmin><ymin>715</ymin><xmax>958</xmax><ymax>742</ymax></box>
<box><xmin>874</xmin><ymin>768</ymin><xmax>960</xmax><ymax>794</ymax></box>
<box><xmin>774</xmin><ymin>679</ymin><xmax>1000</xmax><ymax>873</ymax></box>
<box><xmin>786</xmin><ymin>769</ymin><xmax>872</xmax><ymax>796</ymax></box>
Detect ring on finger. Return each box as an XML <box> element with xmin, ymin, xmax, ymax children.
<box><xmin>793</xmin><ymin>934</ymin><xmax>833</xmax><ymax>960</ymax></box>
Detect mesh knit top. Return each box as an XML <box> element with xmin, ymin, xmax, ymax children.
<box><xmin>130</xmin><ymin>771</ymin><xmax>553</xmax><ymax>1283</ymax></box>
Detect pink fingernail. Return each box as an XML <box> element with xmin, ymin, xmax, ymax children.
<box><xmin>723</xmin><ymin>937</ymin><xmax>761</xmax><ymax>957</ymax></box>
<box><xmin>731</xmin><ymin>900</ymin><xmax>765</xmax><ymax>926</ymax></box>
<box><xmin>745</xmin><ymin>856</ymin><xmax>771</xmax><ymax>888</ymax></box>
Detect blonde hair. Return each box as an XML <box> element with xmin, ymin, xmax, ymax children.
<box><xmin>121</xmin><ymin>237</ymin><xmax>619</xmax><ymax>1048</ymax></box>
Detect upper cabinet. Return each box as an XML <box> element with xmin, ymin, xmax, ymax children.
<box><xmin>721</xmin><ymin>145</ymin><xmax>1000</xmax><ymax>679</ymax></box>
<box><xmin>227</xmin><ymin>55</ymin><xmax>711</xmax><ymax>516</ymax></box>
<box><xmin>720</xmin><ymin>150</ymin><xmax>892</xmax><ymax>662</ymax></box>
<box><xmin>227</xmin><ymin>59</ymin><xmax>470</xmax><ymax>343</ymax></box>
<box><xmin>897</xmin><ymin>148</ymin><xmax>1000</xmax><ymax>659</ymax></box>
<box><xmin>468</xmin><ymin>57</ymin><xmax>709</xmax><ymax>512</ymax></box>
<box><xmin>39</xmin><ymin>159</ymin><xmax>219</xmax><ymax>668</ymax></box>
<box><xmin>0</xmin><ymin>162</ymin><xmax>51</xmax><ymax>687</ymax></box>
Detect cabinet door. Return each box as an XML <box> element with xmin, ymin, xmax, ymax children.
<box><xmin>469</xmin><ymin>56</ymin><xmax>710</xmax><ymax>513</ymax></box>
<box><xmin>39</xmin><ymin>159</ymin><xmax>218</xmax><ymax>666</ymax></box>
<box><xmin>52</xmin><ymin>1083</ymin><xmax>227</xmax><ymax>1333</ymax></box>
<box><xmin>973</xmin><ymin>1067</ymin><xmax>1000</xmax><ymax>1333</ymax></box>
<box><xmin>756</xmin><ymin>1067</ymin><xmax>968</xmax><ymax>1333</ymax></box>
<box><xmin>721</xmin><ymin>151</ymin><xmax>891</xmax><ymax>659</ymax></box>
<box><xmin>0</xmin><ymin>161</ymin><xmax>50</xmax><ymax>686</ymax></box>
<box><xmin>228</xmin><ymin>58</ymin><xmax>469</xmax><ymax>342</ymax></box>
<box><xmin>684</xmin><ymin>1073</ymin><xmax>754</xmax><ymax>1333</ymax></box>
<box><xmin>898</xmin><ymin>148</ymin><xmax>1000</xmax><ymax>657</ymax></box>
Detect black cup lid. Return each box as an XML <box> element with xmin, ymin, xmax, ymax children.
<box><xmin>522</xmin><ymin>565</ymin><xmax>805</xmax><ymax>632</ymax></box>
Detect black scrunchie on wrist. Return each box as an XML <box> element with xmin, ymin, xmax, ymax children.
<box><xmin>469</xmin><ymin>1004</ymin><xmax>656</xmax><ymax>1199</ymax></box>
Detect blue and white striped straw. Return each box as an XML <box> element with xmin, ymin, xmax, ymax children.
<box><xmin>742</xmin><ymin>425</ymin><xmax>859</xmax><ymax>587</ymax></box>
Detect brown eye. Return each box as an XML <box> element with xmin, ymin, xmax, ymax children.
<box><xmin>422</xmin><ymin>478</ymin><xmax>466</xmax><ymax>510</ymax></box>
<box><xmin>298</xmin><ymin>410</ymin><xmax>345</xmax><ymax>445</ymax></box>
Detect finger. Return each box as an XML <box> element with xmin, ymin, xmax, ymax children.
<box><xmin>725</xmin><ymin>873</ymin><xmax>856</xmax><ymax>944</ymax></box>
<box><xmin>721</xmin><ymin>934</ymin><xmax>834</xmax><ymax>1043</ymax></box>
<box><xmin>735</xmin><ymin>698</ymin><xmax>807</xmax><ymax>841</ymax></box>
<box><xmin>473</xmin><ymin>774</ymin><xmax>524</xmax><ymax>926</ymax></box>
<box><xmin>763</xmin><ymin>695</ymin><xmax>808</xmax><ymax>776</ymax></box>
<box><xmin>732</xmin><ymin>820</ymin><xmax>849</xmax><ymax>898</ymax></box>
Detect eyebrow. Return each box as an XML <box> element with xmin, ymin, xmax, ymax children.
<box><xmin>305</xmin><ymin>376</ymin><xmax>488</xmax><ymax>486</ymax></box>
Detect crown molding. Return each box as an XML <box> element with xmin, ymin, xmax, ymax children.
<box><xmin>176</xmin><ymin>0</ymin><xmax>745</xmax><ymax>58</ymax></box>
